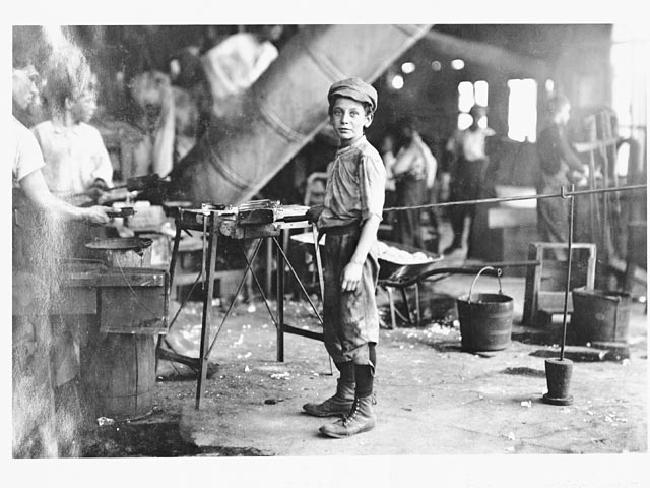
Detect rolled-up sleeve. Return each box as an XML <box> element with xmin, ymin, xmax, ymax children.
<box><xmin>359</xmin><ymin>154</ymin><xmax>386</xmax><ymax>222</ymax></box>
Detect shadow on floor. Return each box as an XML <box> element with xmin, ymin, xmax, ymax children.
<box><xmin>81</xmin><ymin>417</ymin><xmax>270</xmax><ymax>457</ymax></box>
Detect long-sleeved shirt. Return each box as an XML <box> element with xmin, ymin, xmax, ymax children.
<box><xmin>32</xmin><ymin>120</ymin><xmax>114</xmax><ymax>196</ymax></box>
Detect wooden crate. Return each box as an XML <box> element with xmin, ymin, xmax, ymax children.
<box><xmin>523</xmin><ymin>242</ymin><xmax>596</xmax><ymax>326</ymax></box>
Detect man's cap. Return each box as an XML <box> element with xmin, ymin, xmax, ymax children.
<box><xmin>328</xmin><ymin>77</ymin><xmax>377</xmax><ymax>113</ymax></box>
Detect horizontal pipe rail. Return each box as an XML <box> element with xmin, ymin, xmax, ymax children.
<box><xmin>384</xmin><ymin>184</ymin><xmax>647</xmax><ymax>212</ymax></box>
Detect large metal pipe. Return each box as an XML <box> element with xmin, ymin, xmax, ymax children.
<box><xmin>171</xmin><ymin>24</ymin><xmax>432</xmax><ymax>204</ymax></box>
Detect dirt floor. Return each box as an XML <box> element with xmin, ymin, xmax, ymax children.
<box><xmin>75</xmin><ymin>271</ymin><xmax>648</xmax><ymax>460</ymax></box>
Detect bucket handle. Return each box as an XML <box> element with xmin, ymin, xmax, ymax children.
<box><xmin>467</xmin><ymin>266</ymin><xmax>503</xmax><ymax>304</ymax></box>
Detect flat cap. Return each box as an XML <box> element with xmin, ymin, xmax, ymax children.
<box><xmin>328</xmin><ymin>77</ymin><xmax>377</xmax><ymax>113</ymax></box>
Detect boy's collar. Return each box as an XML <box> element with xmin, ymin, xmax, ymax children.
<box><xmin>337</xmin><ymin>135</ymin><xmax>367</xmax><ymax>151</ymax></box>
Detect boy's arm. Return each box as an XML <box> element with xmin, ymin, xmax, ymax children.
<box><xmin>20</xmin><ymin>169</ymin><xmax>111</xmax><ymax>225</ymax></box>
<box><xmin>341</xmin><ymin>154</ymin><xmax>385</xmax><ymax>292</ymax></box>
<box><xmin>341</xmin><ymin>214</ymin><xmax>381</xmax><ymax>292</ymax></box>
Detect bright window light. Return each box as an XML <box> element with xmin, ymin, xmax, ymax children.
<box><xmin>507</xmin><ymin>78</ymin><xmax>537</xmax><ymax>142</ymax></box>
<box><xmin>609</xmin><ymin>23</ymin><xmax>648</xmax><ymax>142</ymax></box>
<box><xmin>545</xmin><ymin>79</ymin><xmax>555</xmax><ymax>95</ymax></box>
<box><xmin>474</xmin><ymin>80</ymin><xmax>489</xmax><ymax>107</ymax></box>
<box><xmin>451</xmin><ymin>59</ymin><xmax>465</xmax><ymax>70</ymax></box>
<box><xmin>457</xmin><ymin>113</ymin><xmax>473</xmax><ymax>130</ymax></box>
<box><xmin>401</xmin><ymin>62</ymin><xmax>415</xmax><ymax>74</ymax></box>
<box><xmin>458</xmin><ymin>81</ymin><xmax>474</xmax><ymax>113</ymax></box>
<box><xmin>391</xmin><ymin>75</ymin><xmax>404</xmax><ymax>90</ymax></box>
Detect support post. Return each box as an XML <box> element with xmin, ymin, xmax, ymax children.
<box><xmin>196</xmin><ymin>214</ymin><xmax>218</xmax><ymax>409</ymax></box>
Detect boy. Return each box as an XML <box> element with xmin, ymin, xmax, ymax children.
<box><xmin>33</xmin><ymin>48</ymin><xmax>113</xmax><ymax>203</ymax></box>
<box><xmin>31</xmin><ymin>49</ymin><xmax>114</xmax><ymax>456</ymax></box>
<box><xmin>303</xmin><ymin>77</ymin><xmax>386</xmax><ymax>438</ymax></box>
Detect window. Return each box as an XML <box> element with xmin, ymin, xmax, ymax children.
<box><xmin>457</xmin><ymin>80</ymin><xmax>489</xmax><ymax>130</ymax></box>
<box><xmin>507</xmin><ymin>78</ymin><xmax>537</xmax><ymax>142</ymax></box>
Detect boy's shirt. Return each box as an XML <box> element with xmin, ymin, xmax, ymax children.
<box><xmin>318</xmin><ymin>135</ymin><xmax>386</xmax><ymax>229</ymax></box>
<box><xmin>32</xmin><ymin>120</ymin><xmax>114</xmax><ymax>195</ymax></box>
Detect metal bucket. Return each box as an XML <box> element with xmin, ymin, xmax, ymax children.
<box><xmin>571</xmin><ymin>288</ymin><xmax>632</xmax><ymax>344</ymax></box>
<box><xmin>85</xmin><ymin>237</ymin><xmax>153</xmax><ymax>267</ymax></box>
<box><xmin>457</xmin><ymin>266</ymin><xmax>514</xmax><ymax>352</ymax></box>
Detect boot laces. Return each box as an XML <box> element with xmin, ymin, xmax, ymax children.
<box><xmin>342</xmin><ymin>397</ymin><xmax>361</xmax><ymax>426</ymax></box>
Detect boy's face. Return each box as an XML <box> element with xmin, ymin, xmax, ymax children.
<box><xmin>70</xmin><ymin>89</ymin><xmax>97</xmax><ymax>123</ymax></box>
<box><xmin>330</xmin><ymin>97</ymin><xmax>372</xmax><ymax>145</ymax></box>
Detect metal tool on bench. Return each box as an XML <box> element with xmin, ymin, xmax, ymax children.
<box><xmin>106</xmin><ymin>207</ymin><xmax>135</xmax><ymax>219</ymax></box>
<box><xmin>235</xmin><ymin>200</ymin><xmax>310</xmax><ymax>226</ymax></box>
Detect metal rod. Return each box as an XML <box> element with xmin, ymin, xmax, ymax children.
<box><xmin>282</xmin><ymin>323</ymin><xmax>325</xmax><ymax>342</ymax></box>
<box><xmin>560</xmin><ymin>185</ymin><xmax>576</xmax><ymax>361</ymax></box>
<box><xmin>312</xmin><ymin>225</ymin><xmax>325</xmax><ymax>303</ymax></box>
<box><xmin>242</xmin><ymin>239</ymin><xmax>279</xmax><ymax>329</ymax></box>
<box><xmin>383</xmin><ymin>184</ymin><xmax>646</xmax><ymax>212</ymax></box>
<box><xmin>272</xmin><ymin>236</ymin><xmax>324</xmax><ymax>325</ymax></box>
<box><xmin>276</xmin><ymin>231</ymin><xmax>285</xmax><ymax>362</ymax></box>
<box><xmin>196</xmin><ymin>213</ymin><xmax>218</xmax><ymax>409</ymax></box>
<box><xmin>206</xmin><ymin>239</ymin><xmax>264</xmax><ymax>357</ymax></box>
<box><xmin>168</xmin><ymin>218</ymin><xmax>182</xmax><ymax>291</ymax></box>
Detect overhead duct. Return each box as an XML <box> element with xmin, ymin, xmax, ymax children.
<box><xmin>423</xmin><ymin>30</ymin><xmax>551</xmax><ymax>79</ymax></box>
<box><xmin>171</xmin><ymin>24</ymin><xmax>432</xmax><ymax>204</ymax></box>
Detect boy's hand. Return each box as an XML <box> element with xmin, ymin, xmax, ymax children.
<box><xmin>306</xmin><ymin>205</ymin><xmax>324</xmax><ymax>224</ymax></box>
<box><xmin>341</xmin><ymin>261</ymin><xmax>363</xmax><ymax>292</ymax></box>
<box><xmin>81</xmin><ymin>206</ymin><xmax>112</xmax><ymax>225</ymax></box>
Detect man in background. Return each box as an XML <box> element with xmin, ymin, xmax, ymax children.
<box><xmin>443</xmin><ymin>105</ymin><xmax>495</xmax><ymax>255</ymax></box>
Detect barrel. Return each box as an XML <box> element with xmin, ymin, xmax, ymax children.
<box><xmin>571</xmin><ymin>288</ymin><xmax>632</xmax><ymax>344</ymax></box>
<box><xmin>172</xmin><ymin>24</ymin><xmax>432</xmax><ymax>204</ymax></box>
<box><xmin>83</xmin><ymin>329</ymin><xmax>155</xmax><ymax>420</ymax></box>
<box><xmin>458</xmin><ymin>293</ymin><xmax>514</xmax><ymax>352</ymax></box>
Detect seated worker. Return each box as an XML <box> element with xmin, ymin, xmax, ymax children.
<box><xmin>303</xmin><ymin>77</ymin><xmax>386</xmax><ymax>438</ymax></box>
<box><xmin>390</xmin><ymin>117</ymin><xmax>437</xmax><ymax>249</ymax></box>
<box><xmin>33</xmin><ymin>47</ymin><xmax>114</xmax><ymax>205</ymax></box>
<box><xmin>12</xmin><ymin>59</ymin><xmax>110</xmax><ymax>458</ymax></box>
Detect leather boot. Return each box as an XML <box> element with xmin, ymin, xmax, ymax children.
<box><xmin>303</xmin><ymin>379</ymin><xmax>355</xmax><ymax>417</ymax></box>
<box><xmin>319</xmin><ymin>395</ymin><xmax>376</xmax><ymax>438</ymax></box>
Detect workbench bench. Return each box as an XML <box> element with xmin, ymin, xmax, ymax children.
<box><xmin>168</xmin><ymin>207</ymin><xmax>324</xmax><ymax>409</ymax></box>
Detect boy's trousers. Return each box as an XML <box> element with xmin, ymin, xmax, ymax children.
<box><xmin>321</xmin><ymin>224</ymin><xmax>379</xmax><ymax>368</ymax></box>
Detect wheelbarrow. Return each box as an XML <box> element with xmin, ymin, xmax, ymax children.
<box><xmin>378</xmin><ymin>250</ymin><xmax>508</xmax><ymax>329</ymax></box>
